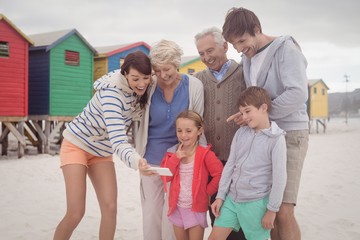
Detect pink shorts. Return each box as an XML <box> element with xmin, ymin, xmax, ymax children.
<box><xmin>168</xmin><ymin>206</ymin><xmax>208</xmax><ymax>229</ymax></box>
<box><xmin>60</xmin><ymin>139</ymin><xmax>113</xmax><ymax>167</ymax></box>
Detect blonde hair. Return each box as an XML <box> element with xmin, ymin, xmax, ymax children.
<box><xmin>149</xmin><ymin>39</ymin><xmax>183</xmax><ymax>68</ymax></box>
<box><xmin>176</xmin><ymin>110</ymin><xmax>204</xmax><ymax>131</ymax></box>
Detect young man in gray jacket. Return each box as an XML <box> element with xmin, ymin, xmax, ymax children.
<box><xmin>194</xmin><ymin>27</ymin><xmax>246</xmax><ymax>240</ymax></box>
<box><xmin>223</xmin><ymin>7</ymin><xmax>309</xmax><ymax>240</ymax></box>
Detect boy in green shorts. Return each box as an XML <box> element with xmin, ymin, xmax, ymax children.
<box><xmin>208</xmin><ymin>86</ymin><xmax>287</xmax><ymax>240</ymax></box>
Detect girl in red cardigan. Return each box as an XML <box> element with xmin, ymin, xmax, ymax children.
<box><xmin>161</xmin><ymin>110</ymin><xmax>224</xmax><ymax>240</ymax></box>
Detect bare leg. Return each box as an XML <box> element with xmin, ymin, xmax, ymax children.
<box><xmin>173</xmin><ymin>225</ymin><xmax>189</xmax><ymax>240</ymax></box>
<box><xmin>208</xmin><ymin>226</ymin><xmax>233</xmax><ymax>240</ymax></box>
<box><xmin>271</xmin><ymin>203</ymin><xmax>300</xmax><ymax>240</ymax></box>
<box><xmin>88</xmin><ymin>162</ymin><xmax>117</xmax><ymax>240</ymax></box>
<box><xmin>188</xmin><ymin>225</ymin><xmax>205</xmax><ymax>240</ymax></box>
<box><xmin>53</xmin><ymin>164</ymin><xmax>87</xmax><ymax>240</ymax></box>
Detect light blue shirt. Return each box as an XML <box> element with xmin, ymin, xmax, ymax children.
<box><xmin>209</xmin><ymin>60</ymin><xmax>231</xmax><ymax>81</ymax></box>
<box><xmin>144</xmin><ymin>75</ymin><xmax>190</xmax><ymax>165</ymax></box>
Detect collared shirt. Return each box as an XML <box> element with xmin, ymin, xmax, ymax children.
<box><xmin>209</xmin><ymin>60</ymin><xmax>231</xmax><ymax>81</ymax></box>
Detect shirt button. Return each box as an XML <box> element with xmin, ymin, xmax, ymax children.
<box><xmin>217</xmin><ymin>136</ymin><xmax>221</xmax><ymax>140</ymax></box>
<box><xmin>216</xmin><ymin>100</ymin><xmax>220</xmax><ymax>104</ymax></box>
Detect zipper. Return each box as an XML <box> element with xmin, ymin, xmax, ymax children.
<box><xmin>233</xmin><ymin>131</ymin><xmax>257</xmax><ymax>200</ymax></box>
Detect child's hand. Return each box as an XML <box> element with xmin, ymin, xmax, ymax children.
<box><xmin>175</xmin><ymin>142</ymin><xmax>187</xmax><ymax>159</ymax></box>
<box><xmin>261</xmin><ymin>210</ymin><xmax>276</xmax><ymax>229</ymax></box>
<box><xmin>211</xmin><ymin>199</ymin><xmax>223</xmax><ymax>218</ymax></box>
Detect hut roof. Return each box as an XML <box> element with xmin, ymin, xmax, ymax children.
<box><xmin>29</xmin><ymin>28</ymin><xmax>96</xmax><ymax>53</ymax></box>
<box><xmin>180</xmin><ymin>55</ymin><xmax>201</xmax><ymax>68</ymax></box>
<box><xmin>95</xmin><ymin>41</ymin><xmax>150</xmax><ymax>57</ymax></box>
<box><xmin>0</xmin><ymin>14</ymin><xmax>34</xmax><ymax>45</ymax></box>
<box><xmin>309</xmin><ymin>79</ymin><xmax>330</xmax><ymax>90</ymax></box>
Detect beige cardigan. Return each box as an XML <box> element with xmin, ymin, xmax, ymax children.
<box><xmin>135</xmin><ymin>74</ymin><xmax>204</xmax><ymax>157</ymax></box>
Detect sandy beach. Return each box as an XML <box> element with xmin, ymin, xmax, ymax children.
<box><xmin>1</xmin><ymin>117</ymin><xmax>359</xmax><ymax>240</ymax></box>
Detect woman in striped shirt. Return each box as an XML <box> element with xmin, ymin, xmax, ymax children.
<box><xmin>53</xmin><ymin>51</ymin><xmax>152</xmax><ymax>240</ymax></box>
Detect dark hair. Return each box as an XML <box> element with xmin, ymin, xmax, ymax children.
<box><xmin>121</xmin><ymin>51</ymin><xmax>152</xmax><ymax>109</ymax></box>
<box><xmin>238</xmin><ymin>86</ymin><xmax>272</xmax><ymax>112</ymax></box>
<box><xmin>222</xmin><ymin>7</ymin><xmax>262</xmax><ymax>42</ymax></box>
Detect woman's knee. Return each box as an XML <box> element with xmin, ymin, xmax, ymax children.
<box><xmin>65</xmin><ymin>207</ymin><xmax>85</xmax><ymax>225</ymax></box>
<box><xmin>101</xmin><ymin>200</ymin><xmax>117</xmax><ymax>217</ymax></box>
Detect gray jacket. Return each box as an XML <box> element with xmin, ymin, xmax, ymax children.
<box><xmin>216</xmin><ymin>121</ymin><xmax>287</xmax><ymax>212</ymax></box>
<box><xmin>242</xmin><ymin>36</ymin><xmax>309</xmax><ymax>131</ymax></box>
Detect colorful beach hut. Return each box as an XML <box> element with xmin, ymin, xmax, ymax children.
<box><xmin>28</xmin><ymin>29</ymin><xmax>96</xmax><ymax>117</ymax></box>
<box><xmin>0</xmin><ymin>14</ymin><xmax>33</xmax><ymax>117</ymax></box>
<box><xmin>179</xmin><ymin>56</ymin><xmax>206</xmax><ymax>75</ymax></box>
<box><xmin>308</xmin><ymin>79</ymin><xmax>330</xmax><ymax>133</ymax></box>
<box><xmin>0</xmin><ymin>14</ymin><xmax>34</xmax><ymax>157</ymax></box>
<box><xmin>94</xmin><ymin>42</ymin><xmax>150</xmax><ymax>81</ymax></box>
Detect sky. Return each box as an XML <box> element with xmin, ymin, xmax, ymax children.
<box><xmin>1</xmin><ymin>0</ymin><xmax>359</xmax><ymax>93</ymax></box>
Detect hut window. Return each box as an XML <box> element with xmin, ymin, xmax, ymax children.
<box><xmin>188</xmin><ymin>68</ymin><xmax>195</xmax><ymax>75</ymax></box>
<box><xmin>313</xmin><ymin>87</ymin><xmax>317</xmax><ymax>94</ymax></box>
<box><xmin>322</xmin><ymin>88</ymin><xmax>325</xmax><ymax>95</ymax></box>
<box><xmin>0</xmin><ymin>41</ymin><xmax>9</xmax><ymax>58</ymax></box>
<box><xmin>65</xmin><ymin>50</ymin><xmax>80</xmax><ymax>66</ymax></box>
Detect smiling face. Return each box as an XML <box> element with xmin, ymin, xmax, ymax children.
<box><xmin>239</xmin><ymin>104</ymin><xmax>269</xmax><ymax>132</ymax></box>
<box><xmin>125</xmin><ymin>67</ymin><xmax>151</xmax><ymax>96</ymax></box>
<box><xmin>176</xmin><ymin>118</ymin><xmax>202</xmax><ymax>149</ymax></box>
<box><xmin>196</xmin><ymin>34</ymin><xmax>228</xmax><ymax>72</ymax></box>
<box><xmin>229</xmin><ymin>31</ymin><xmax>261</xmax><ymax>58</ymax></box>
<box><xmin>153</xmin><ymin>63</ymin><xmax>180</xmax><ymax>87</ymax></box>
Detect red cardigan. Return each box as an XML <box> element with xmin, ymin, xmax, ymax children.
<box><xmin>160</xmin><ymin>144</ymin><xmax>223</xmax><ymax>215</ymax></box>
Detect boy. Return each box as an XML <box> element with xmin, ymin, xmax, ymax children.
<box><xmin>208</xmin><ymin>86</ymin><xmax>287</xmax><ymax>240</ymax></box>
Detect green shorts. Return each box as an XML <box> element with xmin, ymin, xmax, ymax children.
<box><xmin>214</xmin><ymin>196</ymin><xmax>270</xmax><ymax>240</ymax></box>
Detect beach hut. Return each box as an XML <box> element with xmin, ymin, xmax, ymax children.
<box><xmin>0</xmin><ymin>14</ymin><xmax>33</xmax><ymax>117</ymax></box>
<box><xmin>28</xmin><ymin>29</ymin><xmax>96</xmax><ymax>117</ymax></box>
<box><xmin>308</xmin><ymin>79</ymin><xmax>330</xmax><ymax>133</ymax></box>
<box><xmin>0</xmin><ymin>14</ymin><xmax>34</xmax><ymax>157</ymax></box>
<box><xmin>94</xmin><ymin>42</ymin><xmax>150</xmax><ymax>81</ymax></box>
<box><xmin>27</xmin><ymin>29</ymin><xmax>96</xmax><ymax>154</ymax></box>
<box><xmin>179</xmin><ymin>56</ymin><xmax>206</xmax><ymax>75</ymax></box>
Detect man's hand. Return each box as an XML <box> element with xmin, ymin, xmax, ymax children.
<box><xmin>226</xmin><ymin>112</ymin><xmax>245</xmax><ymax>126</ymax></box>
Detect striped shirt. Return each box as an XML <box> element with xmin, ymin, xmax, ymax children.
<box><xmin>63</xmin><ymin>70</ymin><xmax>142</xmax><ymax>170</ymax></box>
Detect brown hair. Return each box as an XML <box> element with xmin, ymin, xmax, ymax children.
<box><xmin>238</xmin><ymin>86</ymin><xmax>272</xmax><ymax>112</ymax></box>
<box><xmin>121</xmin><ymin>51</ymin><xmax>152</xmax><ymax>109</ymax></box>
<box><xmin>222</xmin><ymin>7</ymin><xmax>262</xmax><ymax>42</ymax></box>
<box><xmin>176</xmin><ymin>110</ymin><xmax>204</xmax><ymax>130</ymax></box>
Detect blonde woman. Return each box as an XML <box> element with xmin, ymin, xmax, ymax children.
<box><xmin>137</xmin><ymin>40</ymin><xmax>204</xmax><ymax>240</ymax></box>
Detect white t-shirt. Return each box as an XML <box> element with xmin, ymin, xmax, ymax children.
<box><xmin>250</xmin><ymin>46</ymin><xmax>270</xmax><ymax>86</ymax></box>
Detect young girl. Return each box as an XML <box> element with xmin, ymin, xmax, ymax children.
<box><xmin>160</xmin><ymin>110</ymin><xmax>224</xmax><ymax>240</ymax></box>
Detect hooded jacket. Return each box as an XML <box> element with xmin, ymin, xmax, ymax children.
<box><xmin>216</xmin><ymin>122</ymin><xmax>287</xmax><ymax>212</ymax></box>
<box><xmin>63</xmin><ymin>69</ymin><xmax>143</xmax><ymax>170</ymax></box>
<box><xmin>242</xmin><ymin>36</ymin><xmax>309</xmax><ymax>131</ymax></box>
<box><xmin>161</xmin><ymin>144</ymin><xmax>223</xmax><ymax>215</ymax></box>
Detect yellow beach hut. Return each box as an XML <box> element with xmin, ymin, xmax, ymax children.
<box><xmin>308</xmin><ymin>79</ymin><xmax>330</xmax><ymax>133</ymax></box>
<box><xmin>179</xmin><ymin>56</ymin><xmax>206</xmax><ymax>75</ymax></box>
